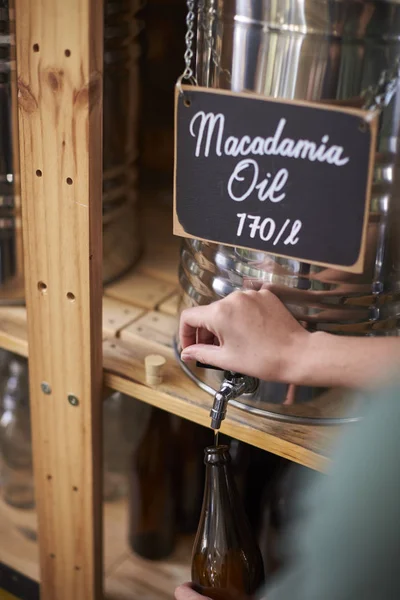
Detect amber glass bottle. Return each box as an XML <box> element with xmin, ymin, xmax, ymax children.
<box><xmin>128</xmin><ymin>407</ymin><xmax>176</xmax><ymax>560</ymax></box>
<box><xmin>192</xmin><ymin>446</ymin><xmax>264</xmax><ymax>600</ymax></box>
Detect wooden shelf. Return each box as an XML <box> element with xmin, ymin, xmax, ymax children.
<box><xmin>0</xmin><ymin>495</ymin><xmax>190</xmax><ymax>599</ymax></box>
<box><xmin>103</xmin><ymin>496</ymin><xmax>191</xmax><ymax>600</ymax></box>
<box><xmin>0</xmin><ymin>307</ymin><xmax>28</xmax><ymax>358</ymax></box>
<box><xmin>105</xmin><ymin>532</ymin><xmax>191</xmax><ymax>600</ymax></box>
<box><xmin>0</xmin><ymin>201</ymin><xmax>342</xmax><ymax>472</ymax></box>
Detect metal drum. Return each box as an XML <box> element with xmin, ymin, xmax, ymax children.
<box><xmin>177</xmin><ymin>0</ymin><xmax>400</xmax><ymax>423</ymax></box>
<box><xmin>0</xmin><ymin>0</ymin><xmax>142</xmax><ymax>303</ymax></box>
<box><xmin>0</xmin><ymin>1</ymin><xmax>24</xmax><ymax>304</ymax></box>
<box><xmin>103</xmin><ymin>0</ymin><xmax>143</xmax><ymax>283</ymax></box>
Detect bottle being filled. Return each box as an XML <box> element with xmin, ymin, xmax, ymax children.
<box><xmin>192</xmin><ymin>445</ymin><xmax>265</xmax><ymax>600</ymax></box>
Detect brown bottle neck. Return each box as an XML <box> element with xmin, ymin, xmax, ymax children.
<box><xmin>204</xmin><ymin>459</ymin><xmax>233</xmax><ymax>494</ymax></box>
<box><xmin>202</xmin><ymin>446</ymin><xmax>241</xmax><ymax>526</ymax></box>
<box><xmin>204</xmin><ymin>445</ymin><xmax>231</xmax><ymax>466</ymax></box>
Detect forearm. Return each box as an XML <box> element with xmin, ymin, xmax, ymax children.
<box><xmin>290</xmin><ymin>332</ymin><xmax>400</xmax><ymax>389</ymax></box>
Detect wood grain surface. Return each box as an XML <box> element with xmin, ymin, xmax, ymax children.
<box><xmin>15</xmin><ymin>0</ymin><xmax>104</xmax><ymax>597</ymax></box>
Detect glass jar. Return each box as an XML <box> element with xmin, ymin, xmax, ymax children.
<box><xmin>0</xmin><ymin>356</ymin><xmax>34</xmax><ymax>509</ymax></box>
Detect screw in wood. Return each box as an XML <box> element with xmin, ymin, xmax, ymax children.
<box><xmin>41</xmin><ymin>382</ymin><xmax>52</xmax><ymax>394</ymax></box>
<box><xmin>68</xmin><ymin>394</ymin><xmax>79</xmax><ymax>407</ymax></box>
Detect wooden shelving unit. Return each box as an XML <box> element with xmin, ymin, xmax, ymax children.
<box><xmin>0</xmin><ymin>1</ymin><xmax>350</xmax><ymax>598</ymax></box>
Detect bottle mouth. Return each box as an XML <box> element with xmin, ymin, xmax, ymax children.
<box><xmin>204</xmin><ymin>445</ymin><xmax>231</xmax><ymax>465</ymax></box>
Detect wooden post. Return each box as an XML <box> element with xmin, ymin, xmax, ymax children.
<box><xmin>14</xmin><ymin>1</ymin><xmax>103</xmax><ymax>599</ymax></box>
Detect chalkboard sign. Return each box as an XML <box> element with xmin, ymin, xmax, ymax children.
<box><xmin>0</xmin><ymin>562</ymin><xmax>40</xmax><ymax>600</ymax></box>
<box><xmin>174</xmin><ymin>86</ymin><xmax>378</xmax><ymax>273</ymax></box>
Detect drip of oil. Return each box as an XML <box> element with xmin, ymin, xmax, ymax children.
<box><xmin>214</xmin><ymin>430</ymin><xmax>219</xmax><ymax>446</ymax></box>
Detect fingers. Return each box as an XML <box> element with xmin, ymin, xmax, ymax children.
<box><xmin>179</xmin><ymin>305</ymin><xmax>215</xmax><ymax>350</ymax></box>
<box><xmin>181</xmin><ymin>343</ymin><xmax>221</xmax><ymax>365</ymax></box>
<box><xmin>197</xmin><ymin>327</ymin><xmax>217</xmax><ymax>346</ymax></box>
<box><xmin>175</xmin><ymin>583</ymin><xmax>207</xmax><ymax>600</ymax></box>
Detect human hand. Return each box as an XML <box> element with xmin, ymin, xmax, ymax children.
<box><xmin>175</xmin><ymin>583</ymin><xmax>211</xmax><ymax>600</ymax></box>
<box><xmin>179</xmin><ymin>289</ymin><xmax>309</xmax><ymax>384</ymax></box>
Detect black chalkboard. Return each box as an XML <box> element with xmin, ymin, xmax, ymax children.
<box><xmin>174</xmin><ymin>86</ymin><xmax>377</xmax><ymax>273</ymax></box>
<box><xmin>0</xmin><ymin>561</ymin><xmax>40</xmax><ymax>599</ymax></box>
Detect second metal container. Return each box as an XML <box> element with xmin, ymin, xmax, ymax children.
<box><xmin>0</xmin><ymin>0</ymin><xmax>143</xmax><ymax>303</ymax></box>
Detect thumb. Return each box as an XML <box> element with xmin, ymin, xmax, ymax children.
<box><xmin>175</xmin><ymin>584</ymin><xmax>207</xmax><ymax>600</ymax></box>
<box><xmin>181</xmin><ymin>343</ymin><xmax>221</xmax><ymax>367</ymax></box>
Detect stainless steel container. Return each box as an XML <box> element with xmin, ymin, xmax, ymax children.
<box><xmin>0</xmin><ymin>1</ymin><xmax>24</xmax><ymax>304</ymax></box>
<box><xmin>0</xmin><ymin>0</ymin><xmax>142</xmax><ymax>303</ymax></box>
<box><xmin>103</xmin><ymin>0</ymin><xmax>143</xmax><ymax>284</ymax></box>
<box><xmin>177</xmin><ymin>0</ymin><xmax>400</xmax><ymax>423</ymax></box>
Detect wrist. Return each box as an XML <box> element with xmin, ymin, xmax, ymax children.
<box><xmin>286</xmin><ymin>330</ymin><xmax>332</xmax><ymax>387</ymax></box>
<box><xmin>273</xmin><ymin>327</ymin><xmax>315</xmax><ymax>385</ymax></box>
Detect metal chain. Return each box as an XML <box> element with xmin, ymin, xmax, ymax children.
<box><xmin>198</xmin><ymin>0</ymin><xmax>231</xmax><ymax>83</ymax></box>
<box><xmin>362</xmin><ymin>56</ymin><xmax>400</xmax><ymax>112</ymax></box>
<box><xmin>177</xmin><ymin>0</ymin><xmax>231</xmax><ymax>90</ymax></box>
<box><xmin>177</xmin><ymin>0</ymin><xmax>197</xmax><ymax>88</ymax></box>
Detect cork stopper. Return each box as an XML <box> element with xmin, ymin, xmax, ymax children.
<box><xmin>145</xmin><ymin>354</ymin><xmax>166</xmax><ymax>386</ymax></box>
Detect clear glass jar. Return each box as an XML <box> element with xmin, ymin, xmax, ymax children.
<box><xmin>0</xmin><ymin>356</ymin><xmax>34</xmax><ymax>509</ymax></box>
<box><xmin>0</xmin><ymin>348</ymin><xmax>11</xmax><ymax>401</ymax></box>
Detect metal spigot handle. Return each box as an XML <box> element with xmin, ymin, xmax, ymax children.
<box><xmin>210</xmin><ymin>370</ymin><xmax>259</xmax><ymax>430</ymax></box>
<box><xmin>196</xmin><ymin>360</ymin><xmax>223</xmax><ymax>371</ymax></box>
<box><xmin>195</xmin><ymin>361</ymin><xmax>259</xmax><ymax>428</ymax></box>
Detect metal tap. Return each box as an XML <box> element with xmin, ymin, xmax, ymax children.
<box><xmin>210</xmin><ymin>371</ymin><xmax>259</xmax><ymax>430</ymax></box>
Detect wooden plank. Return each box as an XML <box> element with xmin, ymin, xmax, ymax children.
<box><xmin>0</xmin><ymin>307</ymin><xmax>28</xmax><ymax>357</ymax></box>
<box><xmin>105</xmin><ymin>537</ymin><xmax>191</xmax><ymax>600</ymax></box>
<box><xmin>103</xmin><ymin>297</ymin><xmax>144</xmax><ymax>338</ymax></box>
<box><xmin>105</xmin><ymin>574</ymin><xmax>168</xmax><ymax>600</ymax></box>
<box><xmin>15</xmin><ymin>0</ymin><xmax>103</xmax><ymax>598</ymax></box>
<box><xmin>0</xmin><ymin>299</ymin><xmax>145</xmax><ymax>353</ymax></box>
<box><xmin>120</xmin><ymin>311</ymin><xmax>177</xmax><ymax>348</ymax></box>
<box><xmin>158</xmin><ymin>293</ymin><xmax>179</xmax><ymax>317</ymax></box>
<box><xmin>105</xmin><ymin>272</ymin><xmax>176</xmax><ymax>310</ymax></box>
<box><xmin>103</xmin><ymin>338</ymin><xmax>338</xmax><ymax>472</ymax></box>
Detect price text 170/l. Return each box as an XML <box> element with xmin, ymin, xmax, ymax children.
<box><xmin>236</xmin><ymin>213</ymin><xmax>302</xmax><ymax>246</ymax></box>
